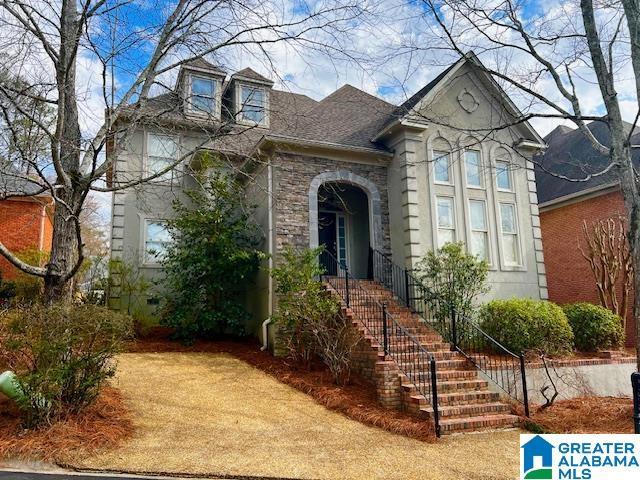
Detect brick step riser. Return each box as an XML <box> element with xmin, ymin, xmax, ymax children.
<box><xmin>397</xmin><ymin>360</ymin><xmax>473</xmax><ymax>370</ymax></box>
<box><xmin>409</xmin><ymin>391</ymin><xmax>501</xmax><ymax>407</ymax></box>
<box><xmin>420</xmin><ymin>403</ymin><xmax>512</xmax><ymax>420</ymax></box>
<box><xmin>384</xmin><ymin>343</ymin><xmax>451</xmax><ymax>352</ymax></box>
<box><xmin>393</xmin><ymin>351</ymin><xmax>461</xmax><ymax>361</ymax></box>
<box><xmin>403</xmin><ymin>380</ymin><xmax>489</xmax><ymax>394</ymax></box>
<box><xmin>400</xmin><ymin>370</ymin><xmax>479</xmax><ymax>382</ymax></box>
<box><xmin>439</xmin><ymin>415</ymin><xmax>521</xmax><ymax>434</ymax></box>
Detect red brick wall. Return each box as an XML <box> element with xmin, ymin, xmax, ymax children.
<box><xmin>540</xmin><ymin>190</ymin><xmax>635</xmax><ymax>346</ymax></box>
<box><xmin>0</xmin><ymin>198</ymin><xmax>53</xmax><ymax>280</ymax></box>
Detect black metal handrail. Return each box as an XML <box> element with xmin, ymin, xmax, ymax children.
<box><xmin>319</xmin><ymin>249</ymin><xmax>441</xmax><ymax>436</ymax></box>
<box><xmin>370</xmin><ymin>248</ymin><xmax>530</xmax><ymax>416</ymax></box>
<box><xmin>632</xmin><ymin>372</ymin><xmax>640</xmax><ymax>434</ymax></box>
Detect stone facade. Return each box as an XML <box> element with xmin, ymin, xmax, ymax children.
<box><xmin>272</xmin><ymin>152</ymin><xmax>391</xmax><ymax>255</ymax></box>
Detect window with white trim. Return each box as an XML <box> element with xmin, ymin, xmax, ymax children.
<box><xmin>433</xmin><ymin>150</ymin><xmax>451</xmax><ymax>184</ymax></box>
<box><xmin>144</xmin><ymin>220</ymin><xmax>170</xmax><ymax>264</ymax></box>
<box><xmin>468</xmin><ymin>199</ymin><xmax>489</xmax><ymax>261</ymax></box>
<box><xmin>147</xmin><ymin>133</ymin><xmax>178</xmax><ymax>181</ymax></box>
<box><xmin>188</xmin><ymin>75</ymin><xmax>216</xmax><ymax>114</ymax></box>
<box><xmin>240</xmin><ymin>85</ymin><xmax>266</xmax><ymax>124</ymax></box>
<box><xmin>499</xmin><ymin>203</ymin><xmax>521</xmax><ymax>266</ymax></box>
<box><xmin>436</xmin><ymin>196</ymin><xmax>456</xmax><ymax>247</ymax></box>
<box><xmin>465</xmin><ymin>150</ymin><xmax>482</xmax><ymax>187</ymax></box>
<box><xmin>495</xmin><ymin>160</ymin><xmax>513</xmax><ymax>191</ymax></box>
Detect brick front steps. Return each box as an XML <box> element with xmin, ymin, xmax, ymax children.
<box><xmin>326</xmin><ymin>279</ymin><xmax>521</xmax><ymax>435</ymax></box>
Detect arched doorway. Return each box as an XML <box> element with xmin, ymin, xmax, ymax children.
<box><xmin>308</xmin><ymin>170</ymin><xmax>383</xmax><ymax>279</ymax></box>
<box><xmin>317</xmin><ymin>182</ymin><xmax>370</xmax><ymax>278</ymax></box>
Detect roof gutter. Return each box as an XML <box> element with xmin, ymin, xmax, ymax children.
<box><xmin>371</xmin><ymin>118</ymin><xmax>429</xmax><ymax>143</ymax></box>
<box><xmin>259</xmin><ymin>134</ymin><xmax>394</xmax><ymax>158</ymax></box>
<box><xmin>515</xmin><ymin>139</ymin><xmax>547</xmax><ymax>150</ymax></box>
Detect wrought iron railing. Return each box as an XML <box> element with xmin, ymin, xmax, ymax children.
<box><xmin>370</xmin><ymin>248</ymin><xmax>530</xmax><ymax>416</ymax></box>
<box><xmin>319</xmin><ymin>249</ymin><xmax>441</xmax><ymax>436</ymax></box>
<box><xmin>633</xmin><ymin>372</ymin><xmax>640</xmax><ymax>434</ymax></box>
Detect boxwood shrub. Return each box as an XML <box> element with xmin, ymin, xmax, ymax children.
<box><xmin>562</xmin><ymin>303</ymin><xmax>624</xmax><ymax>352</ymax></box>
<box><xmin>479</xmin><ymin>298</ymin><xmax>574</xmax><ymax>355</ymax></box>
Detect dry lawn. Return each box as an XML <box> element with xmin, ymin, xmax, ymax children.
<box><xmin>70</xmin><ymin>353</ymin><xmax>521</xmax><ymax>480</ymax></box>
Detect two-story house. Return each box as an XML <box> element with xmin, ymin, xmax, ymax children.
<box><xmin>108</xmin><ymin>53</ymin><xmax>547</xmax><ymax>344</ymax></box>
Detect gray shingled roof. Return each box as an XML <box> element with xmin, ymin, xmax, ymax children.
<box><xmin>183</xmin><ymin>58</ymin><xmax>226</xmax><ymax>75</ymax></box>
<box><xmin>124</xmin><ymin>60</ymin><xmax>485</xmax><ymax>157</ymax></box>
<box><xmin>232</xmin><ymin>67</ymin><xmax>273</xmax><ymax>84</ymax></box>
<box><xmin>290</xmin><ymin>84</ymin><xmax>395</xmax><ymax>151</ymax></box>
<box><xmin>534</xmin><ymin>122</ymin><xmax>640</xmax><ymax>204</ymax></box>
<box><xmin>0</xmin><ymin>164</ymin><xmax>45</xmax><ymax>199</ymax></box>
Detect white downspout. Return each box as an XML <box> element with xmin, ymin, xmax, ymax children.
<box><xmin>261</xmin><ymin>160</ymin><xmax>274</xmax><ymax>351</ymax></box>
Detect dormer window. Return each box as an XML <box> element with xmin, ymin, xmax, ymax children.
<box><xmin>188</xmin><ymin>75</ymin><xmax>216</xmax><ymax>114</ymax></box>
<box><xmin>239</xmin><ymin>84</ymin><xmax>267</xmax><ymax>125</ymax></box>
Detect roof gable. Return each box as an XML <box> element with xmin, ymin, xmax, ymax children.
<box><xmin>375</xmin><ymin>53</ymin><xmax>544</xmax><ymax>146</ymax></box>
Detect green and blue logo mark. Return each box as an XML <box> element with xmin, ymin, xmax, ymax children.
<box><xmin>521</xmin><ymin>435</ymin><xmax>554</xmax><ymax>479</ymax></box>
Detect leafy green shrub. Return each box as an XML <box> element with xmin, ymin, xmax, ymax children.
<box><xmin>562</xmin><ymin>303</ymin><xmax>624</xmax><ymax>352</ymax></box>
<box><xmin>272</xmin><ymin>246</ymin><xmax>357</xmax><ymax>385</ymax></box>
<box><xmin>161</xmin><ymin>171</ymin><xmax>263</xmax><ymax>342</ymax></box>
<box><xmin>0</xmin><ymin>304</ymin><xmax>133</xmax><ymax>427</ymax></box>
<box><xmin>414</xmin><ymin>242</ymin><xmax>489</xmax><ymax>319</ymax></box>
<box><xmin>479</xmin><ymin>299</ymin><xmax>574</xmax><ymax>355</ymax></box>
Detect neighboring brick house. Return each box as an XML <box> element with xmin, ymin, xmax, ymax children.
<box><xmin>535</xmin><ymin>122</ymin><xmax>636</xmax><ymax>346</ymax></box>
<box><xmin>0</xmin><ymin>167</ymin><xmax>53</xmax><ymax>280</ymax></box>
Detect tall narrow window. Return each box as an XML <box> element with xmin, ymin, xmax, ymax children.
<box><xmin>436</xmin><ymin>196</ymin><xmax>456</xmax><ymax>247</ymax></box>
<box><xmin>433</xmin><ymin>151</ymin><xmax>451</xmax><ymax>184</ymax></box>
<box><xmin>189</xmin><ymin>75</ymin><xmax>216</xmax><ymax>114</ymax></box>
<box><xmin>499</xmin><ymin>203</ymin><xmax>521</xmax><ymax>266</ymax></box>
<box><xmin>469</xmin><ymin>200</ymin><xmax>489</xmax><ymax>260</ymax></box>
<box><xmin>465</xmin><ymin>150</ymin><xmax>482</xmax><ymax>187</ymax></box>
<box><xmin>144</xmin><ymin>220</ymin><xmax>170</xmax><ymax>263</ymax></box>
<box><xmin>147</xmin><ymin>133</ymin><xmax>178</xmax><ymax>181</ymax></box>
<box><xmin>240</xmin><ymin>85</ymin><xmax>266</xmax><ymax>124</ymax></box>
<box><xmin>495</xmin><ymin>160</ymin><xmax>513</xmax><ymax>191</ymax></box>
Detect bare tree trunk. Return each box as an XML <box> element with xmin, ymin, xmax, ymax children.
<box><xmin>43</xmin><ymin>191</ymin><xmax>79</xmax><ymax>303</ymax></box>
<box><xmin>615</xmin><ymin>149</ymin><xmax>640</xmax><ymax>370</ymax></box>
<box><xmin>43</xmin><ymin>0</ymin><xmax>83</xmax><ymax>304</ymax></box>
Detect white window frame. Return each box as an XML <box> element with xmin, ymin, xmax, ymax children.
<box><xmin>186</xmin><ymin>74</ymin><xmax>217</xmax><ymax>116</ymax></box>
<box><xmin>145</xmin><ymin>132</ymin><xmax>179</xmax><ymax>184</ymax></box>
<box><xmin>498</xmin><ymin>202</ymin><xmax>522</xmax><ymax>267</ymax></box>
<box><xmin>464</xmin><ymin>149</ymin><xmax>484</xmax><ymax>189</ymax></box>
<box><xmin>142</xmin><ymin>219</ymin><xmax>170</xmax><ymax>266</ymax></box>
<box><xmin>236</xmin><ymin>83</ymin><xmax>269</xmax><ymax>127</ymax></box>
<box><xmin>433</xmin><ymin>150</ymin><xmax>452</xmax><ymax>185</ymax></box>
<box><xmin>468</xmin><ymin>199</ymin><xmax>490</xmax><ymax>262</ymax></box>
<box><xmin>436</xmin><ymin>196</ymin><xmax>456</xmax><ymax>248</ymax></box>
<box><xmin>495</xmin><ymin>160</ymin><xmax>514</xmax><ymax>192</ymax></box>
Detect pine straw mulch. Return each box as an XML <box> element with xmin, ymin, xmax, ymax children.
<box><xmin>127</xmin><ymin>337</ymin><xmax>436</xmax><ymax>442</ymax></box>
<box><xmin>0</xmin><ymin>386</ymin><xmax>134</xmax><ymax>463</ymax></box>
<box><xmin>524</xmin><ymin>396</ymin><xmax>634</xmax><ymax>434</ymax></box>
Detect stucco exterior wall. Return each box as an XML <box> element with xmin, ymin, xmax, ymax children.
<box><xmin>243</xmin><ymin>162</ymin><xmax>272</xmax><ymax>339</ymax></box>
<box><xmin>540</xmin><ymin>189</ymin><xmax>635</xmax><ymax>346</ymax></box>
<box><xmin>109</xmin><ymin>126</ymin><xmax>203</xmax><ymax>317</ymax></box>
<box><xmin>385</xmin><ymin>62</ymin><xmax>546</xmax><ymax>300</ymax></box>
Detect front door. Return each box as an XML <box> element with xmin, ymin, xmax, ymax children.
<box><xmin>318</xmin><ymin>211</ymin><xmax>349</xmax><ymax>274</ymax></box>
